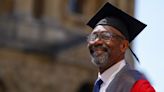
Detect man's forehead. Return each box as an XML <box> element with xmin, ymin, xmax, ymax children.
<box><xmin>92</xmin><ymin>25</ymin><xmax>107</xmax><ymax>32</ymax></box>
<box><xmin>92</xmin><ymin>25</ymin><xmax>124</xmax><ymax>36</ymax></box>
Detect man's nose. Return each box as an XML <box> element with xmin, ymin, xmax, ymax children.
<box><xmin>89</xmin><ymin>37</ymin><xmax>104</xmax><ymax>45</ymax></box>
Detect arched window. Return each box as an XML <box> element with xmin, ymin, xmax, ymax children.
<box><xmin>68</xmin><ymin>0</ymin><xmax>85</xmax><ymax>14</ymax></box>
<box><xmin>33</xmin><ymin>0</ymin><xmax>44</xmax><ymax>19</ymax></box>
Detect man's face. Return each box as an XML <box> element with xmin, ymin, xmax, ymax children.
<box><xmin>87</xmin><ymin>25</ymin><xmax>127</xmax><ymax>68</ymax></box>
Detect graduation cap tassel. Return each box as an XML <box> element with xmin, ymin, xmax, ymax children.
<box><xmin>129</xmin><ymin>47</ymin><xmax>140</xmax><ymax>63</ymax></box>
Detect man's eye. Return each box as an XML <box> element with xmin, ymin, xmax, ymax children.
<box><xmin>90</xmin><ymin>34</ymin><xmax>97</xmax><ymax>40</ymax></box>
<box><xmin>101</xmin><ymin>33</ymin><xmax>111</xmax><ymax>39</ymax></box>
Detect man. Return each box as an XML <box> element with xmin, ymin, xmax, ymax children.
<box><xmin>86</xmin><ymin>2</ymin><xmax>155</xmax><ymax>92</ymax></box>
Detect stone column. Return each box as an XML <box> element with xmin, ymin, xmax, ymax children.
<box><xmin>13</xmin><ymin>0</ymin><xmax>33</xmax><ymax>20</ymax></box>
<box><xmin>105</xmin><ymin>0</ymin><xmax>134</xmax><ymax>15</ymax></box>
<box><xmin>43</xmin><ymin>0</ymin><xmax>61</xmax><ymax>21</ymax></box>
<box><xmin>118</xmin><ymin>0</ymin><xmax>134</xmax><ymax>16</ymax></box>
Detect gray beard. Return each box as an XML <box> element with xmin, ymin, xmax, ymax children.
<box><xmin>91</xmin><ymin>51</ymin><xmax>110</xmax><ymax>67</ymax></box>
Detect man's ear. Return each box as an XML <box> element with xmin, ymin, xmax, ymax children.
<box><xmin>120</xmin><ymin>40</ymin><xmax>129</xmax><ymax>52</ymax></box>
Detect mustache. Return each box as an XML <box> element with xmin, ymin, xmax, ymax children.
<box><xmin>89</xmin><ymin>44</ymin><xmax>109</xmax><ymax>54</ymax></box>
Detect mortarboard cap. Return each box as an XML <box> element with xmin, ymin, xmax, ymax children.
<box><xmin>87</xmin><ymin>2</ymin><xmax>147</xmax><ymax>43</ymax></box>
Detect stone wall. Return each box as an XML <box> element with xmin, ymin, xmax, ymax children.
<box><xmin>0</xmin><ymin>0</ymin><xmax>135</xmax><ymax>92</ymax></box>
<box><xmin>0</xmin><ymin>48</ymin><xmax>96</xmax><ymax>92</ymax></box>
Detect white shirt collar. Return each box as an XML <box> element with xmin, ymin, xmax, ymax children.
<box><xmin>98</xmin><ymin>59</ymin><xmax>126</xmax><ymax>84</ymax></box>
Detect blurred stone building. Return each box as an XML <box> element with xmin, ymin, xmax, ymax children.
<box><xmin>0</xmin><ymin>0</ymin><xmax>135</xmax><ymax>92</ymax></box>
